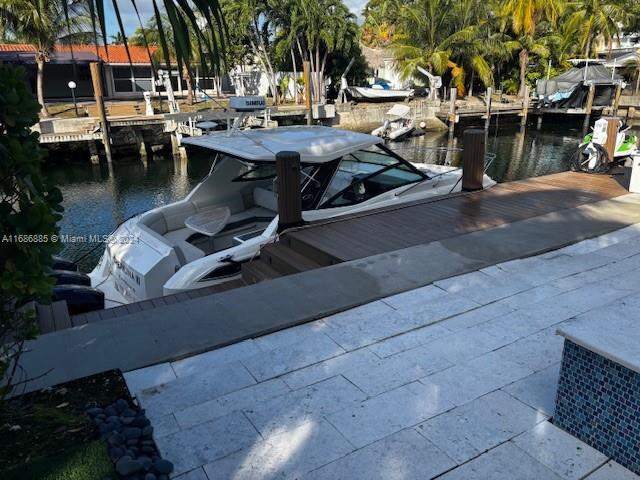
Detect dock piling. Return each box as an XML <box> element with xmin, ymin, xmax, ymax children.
<box><xmin>583</xmin><ymin>83</ymin><xmax>596</xmax><ymax>131</ymax></box>
<box><xmin>603</xmin><ymin>117</ymin><xmax>620</xmax><ymax>162</ymax></box>
<box><xmin>303</xmin><ymin>61</ymin><xmax>312</xmax><ymax>126</ymax></box>
<box><xmin>484</xmin><ymin>87</ymin><xmax>492</xmax><ymax>130</ymax></box>
<box><xmin>448</xmin><ymin>88</ymin><xmax>458</xmax><ymax>136</ymax></box>
<box><xmin>276</xmin><ymin>151</ymin><xmax>303</xmax><ymax>232</ymax></box>
<box><xmin>520</xmin><ymin>85</ymin><xmax>529</xmax><ymax>127</ymax></box>
<box><xmin>462</xmin><ymin>129</ymin><xmax>486</xmax><ymax>192</ymax></box>
<box><xmin>89</xmin><ymin>62</ymin><xmax>112</xmax><ymax>163</ymax></box>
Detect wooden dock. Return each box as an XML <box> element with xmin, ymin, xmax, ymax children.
<box><xmin>37</xmin><ymin>169</ymin><xmax>631</xmax><ymax>334</ymax></box>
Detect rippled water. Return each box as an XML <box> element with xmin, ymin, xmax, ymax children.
<box><xmin>48</xmin><ymin>119</ymin><xmax>636</xmax><ymax>271</ymax></box>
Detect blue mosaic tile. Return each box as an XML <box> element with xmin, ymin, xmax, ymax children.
<box><xmin>555</xmin><ymin>339</ymin><xmax>640</xmax><ymax>475</ymax></box>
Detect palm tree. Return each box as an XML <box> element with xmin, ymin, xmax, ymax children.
<box><xmin>0</xmin><ymin>0</ymin><xmax>90</xmax><ymax>117</ymax></box>
<box><xmin>501</xmin><ymin>0</ymin><xmax>564</xmax><ymax>96</ymax></box>
<box><xmin>564</xmin><ymin>0</ymin><xmax>627</xmax><ymax>57</ymax></box>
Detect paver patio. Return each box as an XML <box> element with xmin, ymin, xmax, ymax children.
<box><xmin>125</xmin><ymin>224</ymin><xmax>640</xmax><ymax>479</ymax></box>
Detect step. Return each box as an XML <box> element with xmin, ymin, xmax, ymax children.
<box><xmin>281</xmin><ymin>233</ymin><xmax>341</xmax><ymax>267</ymax></box>
<box><xmin>261</xmin><ymin>243</ymin><xmax>321</xmax><ymax>275</ymax></box>
<box><xmin>241</xmin><ymin>259</ymin><xmax>282</xmax><ymax>285</ymax></box>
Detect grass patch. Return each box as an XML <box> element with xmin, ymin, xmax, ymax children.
<box><xmin>0</xmin><ymin>370</ymin><xmax>128</xmax><ymax>472</ymax></box>
<box><xmin>1</xmin><ymin>439</ymin><xmax>115</xmax><ymax>480</ymax></box>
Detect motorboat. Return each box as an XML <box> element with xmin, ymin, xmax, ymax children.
<box><xmin>372</xmin><ymin>104</ymin><xmax>415</xmax><ymax>141</ymax></box>
<box><xmin>571</xmin><ymin>118</ymin><xmax>638</xmax><ymax>173</ymax></box>
<box><xmin>90</xmin><ymin>124</ymin><xmax>495</xmax><ymax>306</ymax></box>
<box><xmin>347</xmin><ymin>85</ymin><xmax>414</xmax><ymax>102</ymax></box>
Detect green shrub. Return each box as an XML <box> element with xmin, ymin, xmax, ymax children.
<box><xmin>0</xmin><ymin>64</ymin><xmax>63</xmax><ymax>399</ymax></box>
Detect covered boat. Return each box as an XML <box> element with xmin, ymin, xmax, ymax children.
<box><xmin>90</xmin><ymin>126</ymin><xmax>495</xmax><ymax>305</ymax></box>
<box><xmin>372</xmin><ymin>104</ymin><xmax>415</xmax><ymax>141</ymax></box>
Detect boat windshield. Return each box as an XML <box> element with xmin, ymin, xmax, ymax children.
<box><xmin>319</xmin><ymin>149</ymin><xmax>424</xmax><ymax>208</ymax></box>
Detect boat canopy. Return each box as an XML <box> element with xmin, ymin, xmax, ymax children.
<box><xmin>181</xmin><ymin>126</ymin><xmax>383</xmax><ymax>164</ymax></box>
<box><xmin>385</xmin><ymin>104</ymin><xmax>411</xmax><ymax>119</ymax></box>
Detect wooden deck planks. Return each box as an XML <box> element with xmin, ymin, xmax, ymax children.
<box><xmin>285</xmin><ymin>171</ymin><xmax>631</xmax><ymax>262</ymax></box>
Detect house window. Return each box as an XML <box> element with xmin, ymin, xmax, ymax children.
<box><xmin>112</xmin><ymin>66</ymin><xmax>153</xmax><ymax>93</ymax></box>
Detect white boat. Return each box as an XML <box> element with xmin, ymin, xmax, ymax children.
<box><xmin>90</xmin><ymin>125</ymin><xmax>495</xmax><ymax>305</ymax></box>
<box><xmin>348</xmin><ymin>85</ymin><xmax>414</xmax><ymax>101</ymax></box>
<box><xmin>372</xmin><ymin>104</ymin><xmax>415</xmax><ymax>141</ymax></box>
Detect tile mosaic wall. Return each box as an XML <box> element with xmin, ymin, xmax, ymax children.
<box><xmin>555</xmin><ymin>339</ymin><xmax>640</xmax><ymax>475</ymax></box>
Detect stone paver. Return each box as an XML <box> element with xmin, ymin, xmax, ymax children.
<box><xmin>438</xmin><ymin>442</ymin><xmax>563</xmax><ymax>480</ymax></box>
<box><xmin>512</xmin><ymin>421</ymin><xmax>608</xmax><ymax>480</ymax></box>
<box><xmin>502</xmin><ymin>363</ymin><xmax>561</xmax><ymax>416</ymax></box>
<box><xmin>123</xmin><ymin>226</ymin><xmax>640</xmax><ymax>479</ymax></box>
<box><xmin>415</xmin><ymin>390</ymin><xmax>544</xmax><ymax>464</ymax></box>
<box><xmin>305</xmin><ymin>428</ymin><xmax>455</xmax><ymax>480</ymax></box>
<box><xmin>203</xmin><ymin>419</ymin><xmax>353</xmax><ymax>480</ymax></box>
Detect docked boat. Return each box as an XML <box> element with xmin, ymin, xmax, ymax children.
<box><xmin>89</xmin><ymin>125</ymin><xmax>495</xmax><ymax>305</ymax></box>
<box><xmin>372</xmin><ymin>104</ymin><xmax>415</xmax><ymax>141</ymax></box>
<box><xmin>347</xmin><ymin>85</ymin><xmax>414</xmax><ymax>101</ymax></box>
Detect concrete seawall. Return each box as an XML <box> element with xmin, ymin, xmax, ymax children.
<box><xmin>333</xmin><ymin>99</ymin><xmax>447</xmax><ymax>132</ymax></box>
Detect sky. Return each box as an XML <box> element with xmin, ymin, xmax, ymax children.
<box><xmin>104</xmin><ymin>0</ymin><xmax>366</xmax><ymax>39</ymax></box>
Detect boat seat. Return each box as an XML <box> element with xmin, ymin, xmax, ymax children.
<box><xmin>253</xmin><ymin>187</ymin><xmax>278</xmax><ymax>212</ymax></box>
<box><xmin>164</xmin><ymin>227</ymin><xmax>193</xmax><ymax>244</ymax></box>
<box><xmin>173</xmin><ymin>240</ymin><xmax>205</xmax><ymax>265</ymax></box>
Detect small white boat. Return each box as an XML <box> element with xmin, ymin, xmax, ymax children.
<box><xmin>90</xmin><ymin>125</ymin><xmax>495</xmax><ymax>305</ymax></box>
<box><xmin>372</xmin><ymin>104</ymin><xmax>415</xmax><ymax>141</ymax></box>
<box><xmin>348</xmin><ymin>85</ymin><xmax>414</xmax><ymax>101</ymax></box>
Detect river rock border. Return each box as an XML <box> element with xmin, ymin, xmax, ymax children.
<box><xmin>86</xmin><ymin>398</ymin><xmax>174</xmax><ymax>480</ymax></box>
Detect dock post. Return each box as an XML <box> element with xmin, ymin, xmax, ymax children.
<box><xmin>484</xmin><ymin>87</ymin><xmax>492</xmax><ymax>130</ymax></box>
<box><xmin>520</xmin><ymin>85</ymin><xmax>529</xmax><ymax>127</ymax></box>
<box><xmin>612</xmin><ymin>84</ymin><xmax>622</xmax><ymax>116</ymax></box>
<box><xmin>276</xmin><ymin>151</ymin><xmax>303</xmax><ymax>232</ymax></box>
<box><xmin>303</xmin><ymin>61</ymin><xmax>312</xmax><ymax>126</ymax></box>
<box><xmin>135</xmin><ymin>131</ymin><xmax>148</xmax><ymax>160</ymax></box>
<box><xmin>448</xmin><ymin>88</ymin><xmax>457</xmax><ymax>136</ymax></box>
<box><xmin>89</xmin><ymin>62</ymin><xmax>113</xmax><ymax>163</ymax></box>
<box><xmin>537</xmin><ymin>114</ymin><xmax>543</xmax><ymax>130</ymax></box>
<box><xmin>603</xmin><ymin>117</ymin><xmax>620</xmax><ymax>163</ymax></box>
<box><xmin>462</xmin><ymin>129</ymin><xmax>485</xmax><ymax>192</ymax></box>
<box><xmin>583</xmin><ymin>83</ymin><xmax>596</xmax><ymax>130</ymax></box>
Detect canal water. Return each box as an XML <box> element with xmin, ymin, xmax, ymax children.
<box><xmin>48</xmin><ymin>120</ymin><xmax>633</xmax><ymax>271</ymax></box>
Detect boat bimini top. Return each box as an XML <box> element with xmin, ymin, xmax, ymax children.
<box><xmin>181</xmin><ymin>126</ymin><xmax>384</xmax><ymax>163</ymax></box>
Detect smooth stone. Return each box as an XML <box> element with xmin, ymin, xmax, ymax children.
<box><xmin>106</xmin><ymin>415</ymin><xmax>120</xmax><ymax>423</ymax></box>
<box><xmin>122</xmin><ymin>417</ymin><xmax>135</xmax><ymax>425</ymax></box>
<box><xmin>86</xmin><ymin>407</ymin><xmax>103</xmax><ymax>416</ymax></box>
<box><xmin>157</xmin><ymin>476</ymin><xmax>168</xmax><ymax>480</ymax></box>
<box><xmin>104</xmin><ymin>406</ymin><xmax>117</xmax><ymax>416</ymax></box>
<box><xmin>153</xmin><ymin>459</ymin><xmax>174</xmax><ymax>475</ymax></box>
<box><xmin>109</xmin><ymin>447</ymin><xmax>124</xmax><ymax>460</ymax></box>
<box><xmin>132</xmin><ymin>416</ymin><xmax>150</xmax><ymax>427</ymax></box>
<box><xmin>141</xmin><ymin>426</ymin><xmax>153</xmax><ymax>437</ymax></box>
<box><xmin>115</xmin><ymin>399</ymin><xmax>129</xmax><ymax>412</ymax></box>
<box><xmin>139</xmin><ymin>456</ymin><xmax>152</xmax><ymax>470</ymax></box>
<box><xmin>126</xmin><ymin>439</ymin><xmax>139</xmax><ymax>446</ymax></box>
<box><xmin>99</xmin><ymin>423</ymin><xmax>116</xmax><ymax>435</ymax></box>
<box><xmin>116</xmin><ymin>456</ymin><xmax>143</xmax><ymax>476</ymax></box>
<box><xmin>144</xmin><ymin>474</ymin><xmax>157</xmax><ymax>480</ymax></box>
<box><xmin>124</xmin><ymin>427</ymin><xmax>142</xmax><ymax>439</ymax></box>
<box><xmin>141</xmin><ymin>446</ymin><xmax>155</xmax><ymax>454</ymax></box>
<box><xmin>108</xmin><ymin>433</ymin><xmax>125</xmax><ymax>446</ymax></box>
<box><xmin>95</xmin><ymin>413</ymin><xmax>106</xmax><ymax>420</ymax></box>
<box><xmin>123</xmin><ymin>408</ymin><xmax>137</xmax><ymax>418</ymax></box>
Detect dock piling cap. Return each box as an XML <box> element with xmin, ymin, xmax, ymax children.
<box><xmin>229</xmin><ymin>96</ymin><xmax>266</xmax><ymax>112</ymax></box>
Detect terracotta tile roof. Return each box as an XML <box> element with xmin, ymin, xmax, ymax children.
<box><xmin>0</xmin><ymin>44</ymin><xmax>157</xmax><ymax>64</ymax></box>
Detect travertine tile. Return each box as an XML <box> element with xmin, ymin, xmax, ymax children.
<box><xmin>174</xmin><ymin>378</ymin><xmax>290</xmax><ymax>429</ymax></box>
<box><xmin>203</xmin><ymin>419</ymin><xmax>353</xmax><ymax>480</ymax></box>
<box><xmin>244</xmin><ymin>376</ymin><xmax>366</xmax><ymax>437</ymax></box>
<box><xmin>342</xmin><ymin>346</ymin><xmax>452</xmax><ymax>395</ymax></box>
<box><xmin>173</xmin><ymin>467</ymin><xmax>209</xmax><ymax>480</ymax></box>
<box><xmin>502</xmin><ymin>363</ymin><xmax>561</xmax><ymax>416</ymax></box>
<box><xmin>305</xmin><ymin>428</ymin><xmax>455</xmax><ymax>480</ymax></box>
<box><xmin>415</xmin><ymin>390</ymin><xmax>544</xmax><ymax>464</ymax></box>
<box><xmin>171</xmin><ymin>340</ymin><xmax>262</xmax><ymax>377</ymax></box>
<box><xmin>137</xmin><ymin>361</ymin><xmax>255</xmax><ymax>418</ymax></box>
<box><xmin>512</xmin><ymin>421</ymin><xmax>608</xmax><ymax>480</ymax></box>
<box><xmin>156</xmin><ymin>411</ymin><xmax>260</xmax><ymax>476</ymax></box>
<box><xmin>434</xmin><ymin>271</ymin><xmax>532</xmax><ymax>305</ymax></box>
<box><xmin>368</xmin><ymin>323</ymin><xmax>452</xmax><ymax>358</ymax></box>
<box><xmin>124</xmin><ymin>362</ymin><xmax>176</xmax><ymax>394</ymax></box>
<box><xmin>326</xmin><ymin>383</ymin><xmax>454</xmax><ymax>448</ymax></box>
<box><xmin>241</xmin><ymin>334</ymin><xmax>344</xmax><ymax>382</ymax></box>
<box><xmin>380</xmin><ymin>284</ymin><xmax>448</xmax><ymax>311</ymax></box>
<box><xmin>152</xmin><ymin>413</ymin><xmax>181</xmax><ymax>438</ymax></box>
<box><xmin>442</xmin><ymin>301</ymin><xmax>515</xmax><ymax>332</ymax></box>
<box><xmin>584</xmin><ymin>461</ymin><xmax>640</xmax><ymax>480</ymax></box>
<box><xmin>438</xmin><ymin>442</ymin><xmax>563</xmax><ymax>479</ymax></box>
<box><xmin>280</xmin><ymin>348</ymin><xmax>380</xmax><ymax>390</ymax></box>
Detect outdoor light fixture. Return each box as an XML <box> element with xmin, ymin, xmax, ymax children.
<box><xmin>68</xmin><ymin>80</ymin><xmax>78</xmax><ymax>117</ymax></box>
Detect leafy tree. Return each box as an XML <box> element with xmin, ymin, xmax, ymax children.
<box><xmin>500</xmin><ymin>0</ymin><xmax>564</xmax><ymax>97</ymax></box>
<box><xmin>0</xmin><ymin>0</ymin><xmax>91</xmax><ymax>117</ymax></box>
<box><xmin>564</xmin><ymin>0</ymin><xmax>628</xmax><ymax>57</ymax></box>
<box><xmin>0</xmin><ymin>64</ymin><xmax>63</xmax><ymax>400</ymax></box>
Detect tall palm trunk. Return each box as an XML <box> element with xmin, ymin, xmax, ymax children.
<box><xmin>518</xmin><ymin>49</ymin><xmax>529</xmax><ymax>98</ymax></box>
<box><xmin>182</xmin><ymin>64</ymin><xmax>194</xmax><ymax>105</ymax></box>
<box><xmin>291</xmin><ymin>48</ymin><xmax>299</xmax><ymax>103</ymax></box>
<box><xmin>315</xmin><ymin>44</ymin><xmax>321</xmax><ymax>104</ymax></box>
<box><xmin>36</xmin><ymin>54</ymin><xmax>49</xmax><ymax>118</ymax></box>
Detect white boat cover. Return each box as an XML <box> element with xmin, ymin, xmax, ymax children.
<box><xmin>386</xmin><ymin>104</ymin><xmax>411</xmax><ymax>119</ymax></box>
<box><xmin>181</xmin><ymin>126</ymin><xmax>383</xmax><ymax>164</ymax></box>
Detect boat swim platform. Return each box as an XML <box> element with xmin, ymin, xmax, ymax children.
<box><xmin>19</xmin><ymin>170</ymin><xmax>640</xmax><ymax>393</ymax></box>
